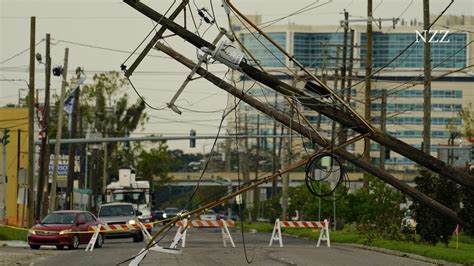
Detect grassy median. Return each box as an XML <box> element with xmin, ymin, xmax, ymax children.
<box><xmin>240</xmin><ymin>222</ymin><xmax>474</xmax><ymax>265</ymax></box>
<box><xmin>0</xmin><ymin>226</ymin><xmax>28</xmax><ymax>241</ymax></box>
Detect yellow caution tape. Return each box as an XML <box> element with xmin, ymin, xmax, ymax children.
<box><xmin>0</xmin><ymin>217</ymin><xmax>178</xmax><ymax>234</ymax></box>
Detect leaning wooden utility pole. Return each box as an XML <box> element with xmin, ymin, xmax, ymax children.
<box><xmin>123</xmin><ymin>0</ymin><xmax>474</xmax><ymax>191</ymax></box>
<box><xmin>36</xmin><ymin>33</ymin><xmax>51</xmax><ymax>219</ymax></box>
<box><xmin>422</xmin><ymin>0</ymin><xmax>432</xmax><ymax>155</ymax></box>
<box><xmin>153</xmin><ymin>42</ymin><xmax>468</xmax><ymax>227</ymax></box>
<box><xmin>27</xmin><ymin>16</ymin><xmax>36</xmax><ymax>227</ymax></box>
<box><xmin>50</xmin><ymin>48</ymin><xmax>68</xmax><ymax>213</ymax></box>
<box><xmin>363</xmin><ymin>0</ymin><xmax>373</xmax><ymax>188</ymax></box>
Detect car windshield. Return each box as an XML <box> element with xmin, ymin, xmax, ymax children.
<box><xmin>41</xmin><ymin>213</ymin><xmax>76</xmax><ymax>224</ymax></box>
<box><xmin>164</xmin><ymin>208</ymin><xmax>178</xmax><ymax>213</ymax></box>
<box><xmin>112</xmin><ymin>192</ymin><xmax>146</xmax><ymax>205</ymax></box>
<box><xmin>99</xmin><ymin>205</ymin><xmax>135</xmax><ymax>217</ymax></box>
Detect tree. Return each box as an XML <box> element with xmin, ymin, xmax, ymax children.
<box><xmin>288</xmin><ymin>183</ymin><xmax>350</xmax><ymax>225</ymax></box>
<box><xmin>137</xmin><ymin>141</ymin><xmax>171</xmax><ymax>186</ymax></box>
<box><xmin>412</xmin><ymin>169</ymin><xmax>460</xmax><ymax>246</ymax></box>
<box><xmin>80</xmin><ymin>71</ymin><xmax>148</xmax><ymax>181</ymax></box>
<box><xmin>167</xmin><ymin>149</ymin><xmax>204</xmax><ymax>172</ymax></box>
<box><xmin>460</xmin><ymin>168</ymin><xmax>474</xmax><ymax>237</ymax></box>
<box><xmin>349</xmin><ymin>175</ymin><xmax>404</xmax><ymax>240</ymax></box>
<box><xmin>459</xmin><ymin>103</ymin><xmax>474</xmax><ymax>139</ymax></box>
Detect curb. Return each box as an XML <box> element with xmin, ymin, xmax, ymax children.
<box><xmin>337</xmin><ymin>243</ymin><xmax>462</xmax><ymax>266</ymax></box>
<box><xmin>0</xmin><ymin>241</ymin><xmax>29</xmax><ymax>248</ymax></box>
<box><xmin>277</xmin><ymin>233</ymin><xmax>461</xmax><ymax>266</ymax></box>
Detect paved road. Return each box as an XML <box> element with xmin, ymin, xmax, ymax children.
<box><xmin>0</xmin><ymin>227</ymin><xmax>430</xmax><ymax>266</ymax></box>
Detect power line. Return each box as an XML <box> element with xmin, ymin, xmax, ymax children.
<box><xmin>0</xmin><ymin>40</ymin><xmax>44</xmax><ymax>65</ymax></box>
<box><xmin>52</xmin><ymin>39</ymin><xmax>171</xmax><ymax>60</ymax></box>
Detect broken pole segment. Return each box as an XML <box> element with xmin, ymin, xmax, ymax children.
<box><xmin>124</xmin><ymin>0</ymin><xmax>189</xmax><ymax>77</ymax></box>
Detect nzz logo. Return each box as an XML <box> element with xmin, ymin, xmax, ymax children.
<box><xmin>415</xmin><ymin>30</ymin><xmax>450</xmax><ymax>43</ymax></box>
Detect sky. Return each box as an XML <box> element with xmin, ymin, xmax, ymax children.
<box><xmin>1</xmin><ymin>0</ymin><xmax>473</xmax><ymax>153</ymax></box>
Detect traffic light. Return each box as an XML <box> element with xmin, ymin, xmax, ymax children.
<box><xmin>52</xmin><ymin>66</ymin><xmax>63</xmax><ymax>76</ymax></box>
<box><xmin>2</xmin><ymin>128</ymin><xmax>10</xmax><ymax>145</ymax></box>
<box><xmin>190</xmin><ymin>129</ymin><xmax>196</xmax><ymax>148</ymax></box>
<box><xmin>385</xmin><ymin>147</ymin><xmax>390</xmax><ymax>160</ymax></box>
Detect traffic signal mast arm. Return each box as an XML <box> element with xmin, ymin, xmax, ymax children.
<box><xmin>123</xmin><ymin>0</ymin><xmax>474</xmax><ymax>190</ymax></box>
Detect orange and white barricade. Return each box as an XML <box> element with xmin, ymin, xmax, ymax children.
<box><xmin>170</xmin><ymin>219</ymin><xmax>235</xmax><ymax>248</ymax></box>
<box><xmin>100</xmin><ymin>222</ymin><xmax>153</xmax><ymax>232</ymax></box>
<box><xmin>85</xmin><ymin>222</ymin><xmax>154</xmax><ymax>252</ymax></box>
<box><xmin>269</xmin><ymin>219</ymin><xmax>330</xmax><ymax>248</ymax></box>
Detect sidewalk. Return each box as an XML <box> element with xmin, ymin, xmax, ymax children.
<box><xmin>0</xmin><ymin>240</ymin><xmax>29</xmax><ymax>248</ymax></box>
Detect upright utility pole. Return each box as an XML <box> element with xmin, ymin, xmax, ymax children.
<box><xmin>102</xmin><ymin>141</ymin><xmax>107</xmax><ymax>196</ymax></box>
<box><xmin>243</xmin><ymin>113</ymin><xmax>250</xmax><ymax>213</ymax></box>
<box><xmin>253</xmin><ymin>114</ymin><xmax>260</xmax><ymax>222</ymax></box>
<box><xmin>379</xmin><ymin>89</ymin><xmax>387</xmax><ymax>170</ymax></box>
<box><xmin>36</xmin><ymin>33</ymin><xmax>51</xmax><ymax>219</ymax></box>
<box><xmin>65</xmin><ymin>68</ymin><xmax>81</xmax><ymax>209</ymax></box>
<box><xmin>422</xmin><ymin>0</ymin><xmax>431</xmax><ymax>155</ymax></box>
<box><xmin>271</xmin><ymin>93</ymin><xmax>278</xmax><ymax>196</ymax></box>
<box><xmin>334</xmin><ymin>48</ymin><xmax>340</xmax><ymax>93</ymax></box>
<box><xmin>282</xmin><ymin>89</ymin><xmax>295</xmax><ymax>220</ymax></box>
<box><xmin>341</xmin><ymin>10</ymin><xmax>349</xmax><ymax>92</ymax></box>
<box><xmin>27</xmin><ymin>16</ymin><xmax>36</xmax><ymax>227</ymax></box>
<box><xmin>1</xmin><ymin>129</ymin><xmax>8</xmax><ymax>224</ymax></box>
<box><xmin>364</xmin><ymin>0</ymin><xmax>373</xmax><ymax>188</ymax></box>
<box><xmin>50</xmin><ymin>48</ymin><xmax>68</xmax><ymax>213</ymax></box>
<box><xmin>347</xmin><ymin>29</ymin><xmax>355</xmax><ymax>97</ymax></box>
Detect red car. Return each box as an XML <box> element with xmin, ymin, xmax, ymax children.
<box><xmin>28</xmin><ymin>210</ymin><xmax>105</xmax><ymax>250</ymax></box>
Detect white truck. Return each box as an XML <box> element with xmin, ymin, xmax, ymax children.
<box><xmin>105</xmin><ymin>167</ymin><xmax>152</xmax><ymax>222</ymax></box>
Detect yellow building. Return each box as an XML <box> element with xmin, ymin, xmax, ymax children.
<box><xmin>0</xmin><ymin>108</ymin><xmax>29</xmax><ymax>227</ymax></box>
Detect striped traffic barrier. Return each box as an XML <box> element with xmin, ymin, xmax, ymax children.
<box><xmin>99</xmin><ymin>222</ymin><xmax>153</xmax><ymax>232</ymax></box>
<box><xmin>170</xmin><ymin>219</ymin><xmax>235</xmax><ymax>248</ymax></box>
<box><xmin>269</xmin><ymin>219</ymin><xmax>330</xmax><ymax>248</ymax></box>
<box><xmin>84</xmin><ymin>222</ymin><xmax>153</xmax><ymax>252</ymax></box>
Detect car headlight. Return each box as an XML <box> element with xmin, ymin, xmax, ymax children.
<box><xmin>128</xmin><ymin>219</ymin><xmax>137</xmax><ymax>225</ymax></box>
<box><xmin>162</xmin><ymin>213</ymin><xmax>167</xmax><ymax>218</ymax></box>
<box><xmin>59</xmin><ymin>229</ymin><xmax>72</xmax><ymax>235</ymax></box>
<box><xmin>28</xmin><ymin>229</ymin><xmax>36</xmax><ymax>235</ymax></box>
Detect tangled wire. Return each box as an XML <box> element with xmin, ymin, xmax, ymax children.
<box><xmin>305</xmin><ymin>152</ymin><xmax>350</xmax><ymax>201</ymax></box>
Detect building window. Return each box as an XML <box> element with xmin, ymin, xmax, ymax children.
<box><xmin>360</xmin><ymin>32</ymin><xmax>467</xmax><ymax>69</ymax></box>
<box><xmin>293</xmin><ymin>32</ymin><xmax>352</xmax><ymax>68</ymax></box>
<box><xmin>240</xmin><ymin>32</ymin><xmax>287</xmax><ymax>67</ymax></box>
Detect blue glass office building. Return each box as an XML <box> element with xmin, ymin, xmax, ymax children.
<box><xmin>235</xmin><ymin>22</ymin><xmax>473</xmax><ymax>169</ymax></box>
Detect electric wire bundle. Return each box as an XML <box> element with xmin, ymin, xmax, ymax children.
<box><xmin>304</xmin><ymin>152</ymin><xmax>350</xmax><ymax>202</ymax></box>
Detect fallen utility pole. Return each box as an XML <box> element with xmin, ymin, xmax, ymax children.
<box><xmin>154</xmin><ymin>42</ymin><xmax>467</xmax><ymax>227</ymax></box>
<box><xmin>123</xmin><ymin>0</ymin><xmax>474</xmax><ymax>190</ymax></box>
